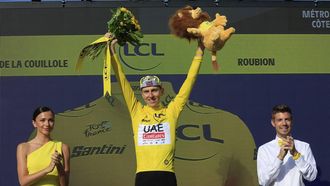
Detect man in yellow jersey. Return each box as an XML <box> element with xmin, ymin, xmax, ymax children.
<box><xmin>110</xmin><ymin>38</ymin><xmax>204</xmax><ymax>186</ymax></box>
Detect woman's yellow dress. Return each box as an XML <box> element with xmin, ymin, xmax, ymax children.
<box><xmin>27</xmin><ymin>141</ymin><xmax>62</xmax><ymax>186</ymax></box>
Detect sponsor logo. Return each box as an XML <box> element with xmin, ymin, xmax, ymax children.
<box><xmin>138</xmin><ymin>123</ymin><xmax>171</xmax><ymax>145</ymax></box>
<box><xmin>142</xmin><ymin>124</ymin><xmax>165</xmax><ymax>141</ymax></box>
<box><xmin>118</xmin><ymin>43</ymin><xmax>163</xmax><ymax>71</ymax></box>
<box><xmin>177</xmin><ymin>124</ymin><xmax>224</xmax><ymax>144</ymax></box>
<box><xmin>0</xmin><ymin>59</ymin><xmax>69</xmax><ymax>69</ymax></box>
<box><xmin>84</xmin><ymin>121</ymin><xmax>112</xmax><ymax>137</ymax></box>
<box><xmin>71</xmin><ymin>144</ymin><xmax>126</xmax><ymax>158</ymax></box>
<box><xmin>175</xmin><ymin>124</ymin><xmax>224</xmax><ymax>161</ymax></box>
<box><xmin>142</xmin><ymin>119</ymin><xmax>151</xmax><ymax>122</ymax></box>
<box><xmin>144</xmin><ymin>132</ymin><xmax>165</xmax><ymax>139</ymax></box>
<box><xmin>238</xmin><ymin>58</ymin><xmax>275</xmax><ymax>66</ymax></box>
<box><xmin>154</xmin><ymin>113</ymin><xmax>165</xmax><ymax>119</ymax></box>
<box><xmin>153</xmin><ymin>112</ymin><xmax>166</xmax><ymax>122</ymax></box>
<box><xmin>143</xmin><ymin>123</ymin><xmax>164</xmax><ymax>133</ymax></box>
<box><xmin>302</xmin><ymin>9</ymin><xmax>330</xmax><ymax>29</ymax></box>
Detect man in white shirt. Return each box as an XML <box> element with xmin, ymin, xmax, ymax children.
<box><xmin>257</xmin><ymin>104</ymin><xmax>317</xmax><ymax>186</ymax></box>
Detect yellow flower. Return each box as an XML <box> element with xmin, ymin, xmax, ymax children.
<box><xmin>135</xmin><ymin>24</ymin><xmax>141</xmax><ymax>31</ymax></box>
<box><xmin>130</xmin><ymin>17</ymin><xmax>140</xmax><ymax>30</ymax></box>
<box><xmin>131</xmin><ymin>18</ymin><xmax>136</xmax><ymax>25</ymax></box>
<box><xmin>120</xmin><ymin>7</ymin><xmax>128</xmax><ymax>12</ymax></box>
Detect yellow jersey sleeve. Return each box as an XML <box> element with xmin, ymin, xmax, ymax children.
<box><xmin>111</xmin><ymin>53</ymin><xmax>141</xmax><ymax>117</ymax></box>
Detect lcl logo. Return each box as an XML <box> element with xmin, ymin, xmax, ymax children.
<box><xmin>177</xmin><ymin>124</ymin><xmax>224</xmax><ymax>144</ymax></box>
<box><xmin>118</xmin><ymin>43</ymin><xmax>164</xmax><ymax>71</ymax></box>
<box><xmin>175</xmin><ymin>124</ymin><xmax>224</xmax><ymax>161</ymax></box>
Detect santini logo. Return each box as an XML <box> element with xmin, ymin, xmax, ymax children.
<box><xmin>118</xmin><ymin>43</ymin><xmax>163</xmax><ymax>71</ymax></box>
<box><xmin>71</xmin><ymin>144</ymin><xmax>126</xmax><ymax>158</ymax></box>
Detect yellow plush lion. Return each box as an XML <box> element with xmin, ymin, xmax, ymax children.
<box><xmin>169</xmin><ymin>6</ymin><xmax>235</xmax><ymax>71</ymax></box>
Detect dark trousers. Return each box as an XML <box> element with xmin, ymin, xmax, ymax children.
<box><xmin>135</xmin><ymin>171</ymin><xmax>177</xmax><ymax>186</ymax></box>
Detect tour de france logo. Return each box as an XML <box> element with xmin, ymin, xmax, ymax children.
<box><xmin>84</xmin><ymin>121</ymin><xmax>112</xmax><ymax>137</ymax></box>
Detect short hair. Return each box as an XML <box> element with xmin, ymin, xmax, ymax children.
<box><xmin>271</xmin><ymin>104</ymin><xmax>292</xmax><ymax>119</ymax></box>
<box><xmin>32</xmin><ymin>106</ymin><xmax>54</xmax><ymax>121</ymax></box>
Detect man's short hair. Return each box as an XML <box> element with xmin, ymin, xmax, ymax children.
<box><xmin>139</xmin><ymin>75</ymin><xmax>162</xmax><ymax>89</ymax></box>
<box><xmin>272</xmin><ymin>104</ymin><xmax>292</xmax><ymax>119</ymax></box>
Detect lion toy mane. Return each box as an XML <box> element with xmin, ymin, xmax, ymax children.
<box><xmin>169</xmin><ymin>6</ymin><xmax>235</xmax><ymax>71</ymax></box>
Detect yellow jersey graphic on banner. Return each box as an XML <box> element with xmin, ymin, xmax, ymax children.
<box><xmin>39</xmin><ymin>82</ymin><xmax>257</xmax><ymax>186</ymax></box>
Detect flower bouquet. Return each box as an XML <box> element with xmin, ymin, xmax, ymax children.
<box><xmin>108</xmin><ymin>7</ymin><xmax>143</xmax><ymax>46</ymax></box>
<box><xmin>76</xmin><ymin>7</ymin><xmax>143</xmax><ymax>96</ymax></box>
<box><xmin>78</xmin><ymin>7</ymin><xmax>143</xmax><ymax>61</ymax></box>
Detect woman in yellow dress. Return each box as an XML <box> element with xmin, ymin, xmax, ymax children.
<box><xmin>16</xmin><ymin>106</ymin><xmax>70</xmax><ymax>186</ymax></box>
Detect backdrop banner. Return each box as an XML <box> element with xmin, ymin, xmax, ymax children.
<box><xmin>1</xmin><ymin>34</ymin><xmax>329</xmax><ymax>76</ymax></box>
<box><xmin>0</xmin><ymin>4</ymin><xmax>329</xmax><ymax>186</ymax></box>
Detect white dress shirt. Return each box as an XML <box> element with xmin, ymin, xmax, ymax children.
<box><xmin>257</xmin><ymin>136</ymin><xmax>317</xmax><ymax>186</ymax></box>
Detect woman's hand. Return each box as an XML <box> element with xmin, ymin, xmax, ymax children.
<box><xmin>52</xmin><ymin>150</ymin><xmax>63</xmax><ymax>166</ymax></box>
<box><xmin>45</xmin><ymin>150</ymin><xmax>62</xmax><ymax>173</ymax></box>
<box><xmin>45</xmin><ymin>158</ymin><xmax>56</xmax><ymax>173</ymax></box>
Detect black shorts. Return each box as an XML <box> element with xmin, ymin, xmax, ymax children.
<box><xmin>135</xmin><ymin>171</ymin><xmax>177</xmax><ymax>186</ymax></box>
